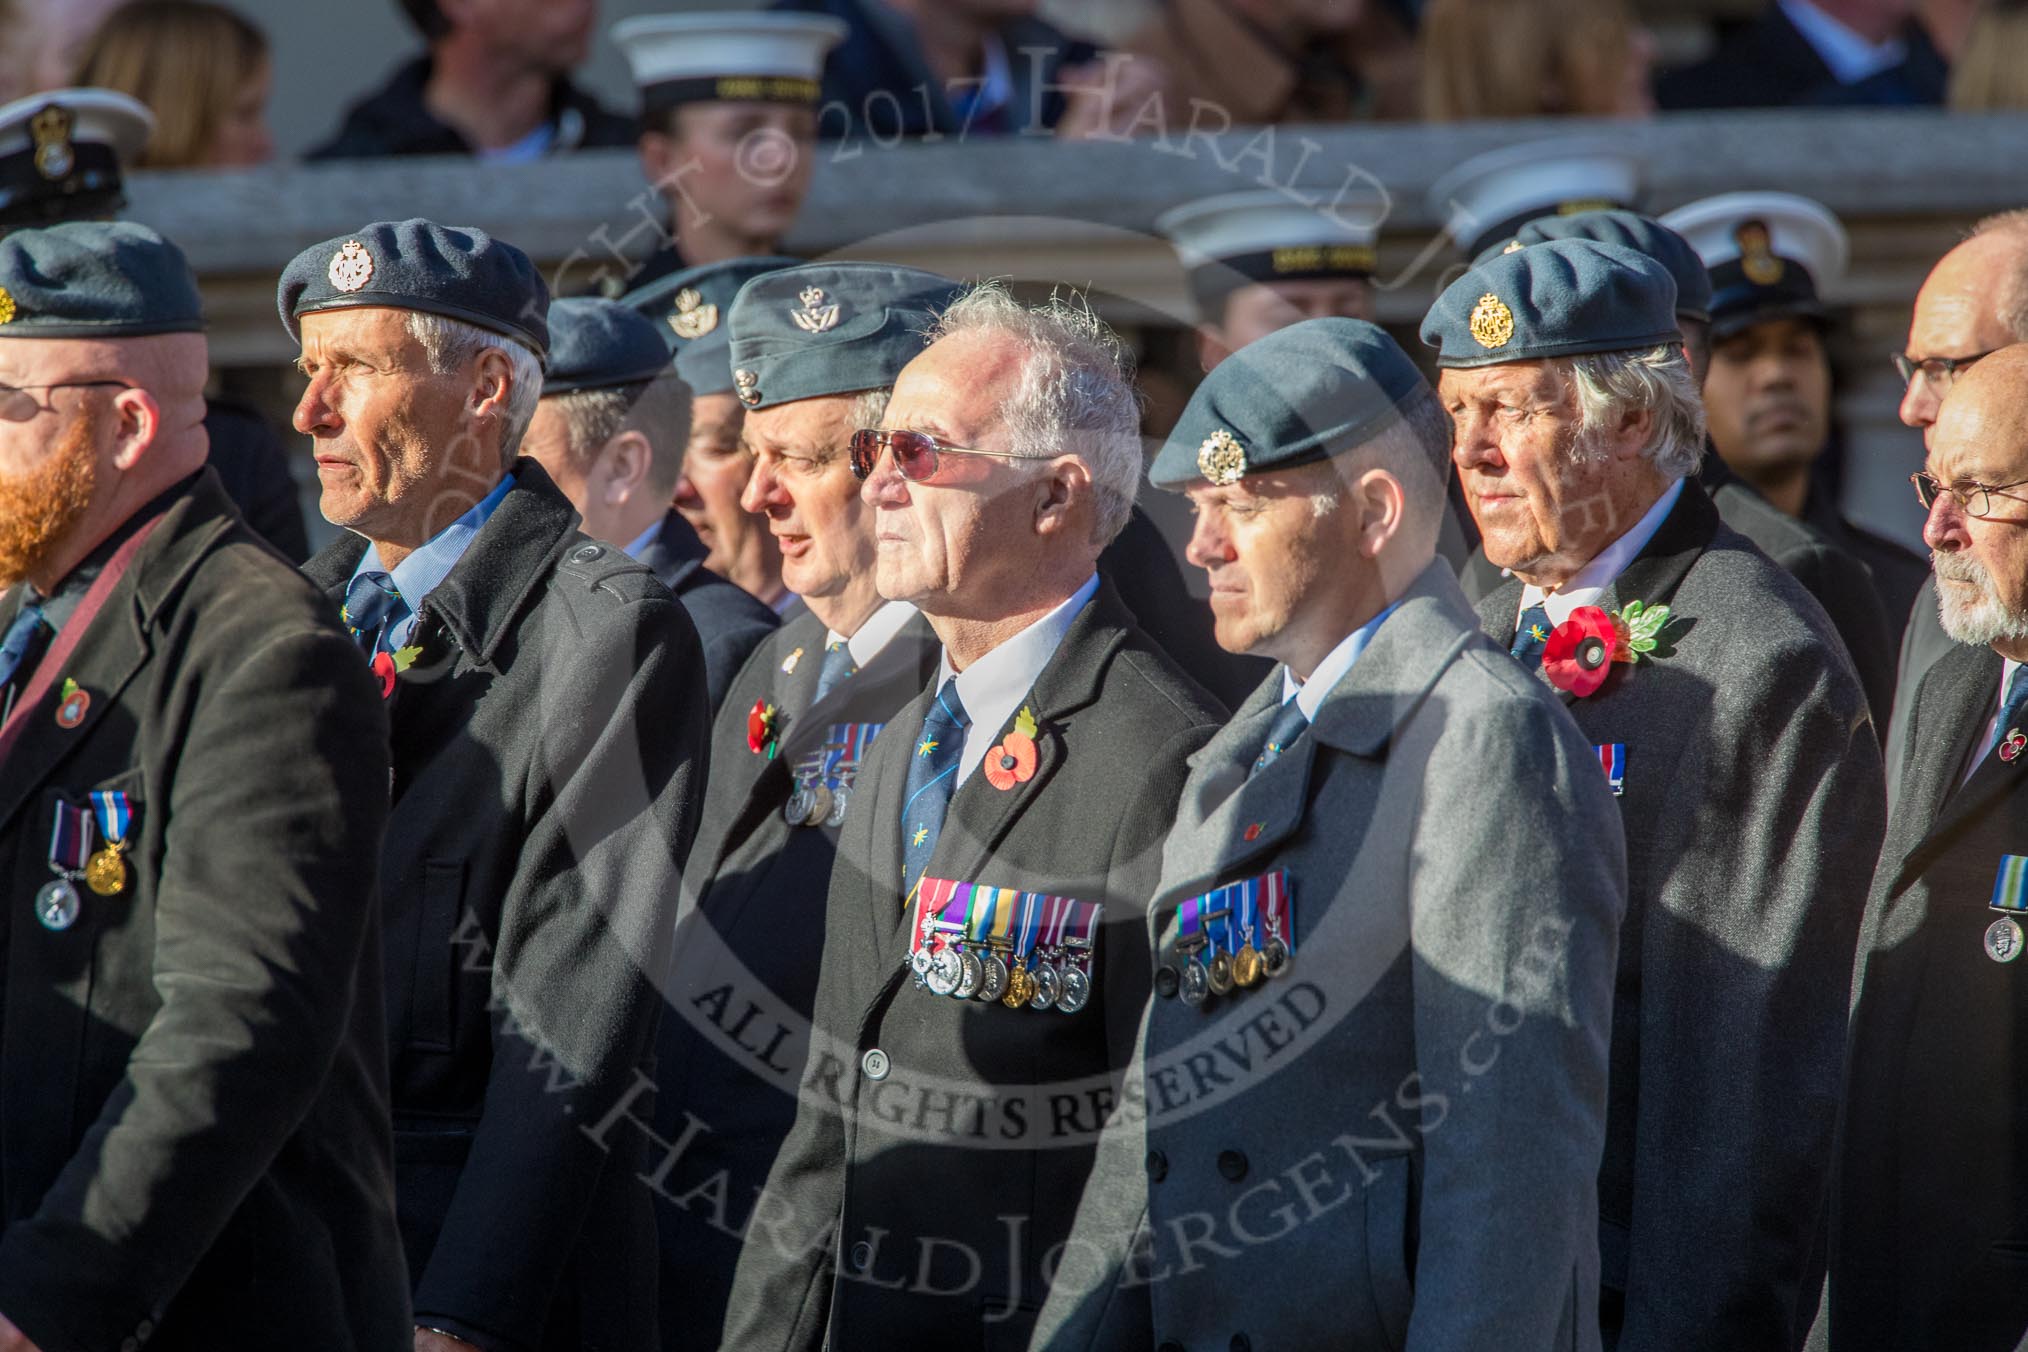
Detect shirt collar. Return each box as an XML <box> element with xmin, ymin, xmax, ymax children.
<box><xmin>351</xmin><ymin>473</ymin><xmax>515</xmax><ymax>616</ymax></box>
<box><xmin>1280</xmin><ymin>598</ymin><xmax>1403</xmax><ymax>720</ymax></box>
<box><xmin>936</xmin><ymin>573</ymin><xmax>1100</xmax><ymax>781</ymax></box>
<box><xmin>1517</xmin><ymin>477</ymin><xmax>1683</xmax><ymax>628</ymax></box>
<box><xmin>1778</xmin><ymin>0</ymin><xmax>1907</xmax><ymax>83</ymax></box>
<box><xmin>828</xmin><ymin>599</ymin><xmax>919</xmax><ymax>668</ymax></box>
<box><xmin>621</xmin><ymin>519</ymin><xmax>661</xmax><ymax>562</ymax></box>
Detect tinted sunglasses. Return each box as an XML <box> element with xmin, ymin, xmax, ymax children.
<box><xmin>848</xmin><ymin>428</ymin><xmax>1030</xmax><ymax>482</ymax></box>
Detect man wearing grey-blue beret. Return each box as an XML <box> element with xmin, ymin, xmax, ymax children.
<box><xmin>286</xmin><ymin>218</ymin><xmax>709</xmax><ymax>1352</ymax></box>
<box><xmin>1034</xmin><ymin>316</ymin><xmax>1628</xmax><ymax>1351</ymax></box>
<box><xmin>1434</xmin><ymin>237</ymin><xmax>1883</xmax><ymax>1350</ymax></box>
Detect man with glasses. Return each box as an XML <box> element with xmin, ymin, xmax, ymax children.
<box><xmin>722</xmin><ymin>282</ymin><xmax>1223</xmax><ymax>1352</ymax></box>
<box><xmin>0</xmin><ymin>222</ymin><xmax>408</xmax><ymax>1348</ymax></box>
<box><xmin>1822</xmin><ymin>343</ymin><xmax>2028</xmax><ymax>1350</ymax></box>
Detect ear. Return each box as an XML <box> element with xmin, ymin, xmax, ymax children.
<box><xmin>1350</xmin><ymin>467</ymin><xmax>1407</xmax><ymax>560</ymax></box>
<box><xmin>1196</xmin><ymin>324</ymin><xmax>1231</xmax><ymax>375</ymax></box>
<box><xmin>1609</xmin><ymin>403</ymin><xmax>1657</xmax><ymax>463</ymax></box>
<box><xmin>470</xmin><ymin>347</ymin><xmax>514</xmax><ymax>427</ymax></box>
<box><xmin>1034</xmin><ymin>455</ymin><xmax>1093</xmax><ymax>538</ymax></box>
<box><xmin>601</xmin><ymin>428</ymin><xmax>655</xmax><ymax>506</ymax></box>
<box><xmin>108</xmin><ymin>387</ymin><xmax>161</xmax><ymax>471</ymax></box>
<box><xmin>637</xmin><ymin>128</ymin><xmax>680</xmax><ymax>186</ymax></box>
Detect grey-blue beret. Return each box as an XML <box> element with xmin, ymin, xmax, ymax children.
<box><xmin>1479</xmin><ymin>210</ymin><xmax>1713</xmax><ymax>324</ymax></box>
<box><xmin>543</xmin><ymin>297</ymin><xmax>672</xmax><ymax>394</ymax></box>
<box><xmin>277</xmin><ymin>218</ymin><xmax>549</xmax><ymax>357</ymax></box>
<box><xmin>1152</xmin><ymin>317</ymin><xmax>1432</xmax><ymax>489</ymax></box>
<box><xmin>1421</xmin><ymin>238</ymin><xmax>1680</xmax><ymax>369</ymax></box>
<box><xmin>620</xmin><ymin>255</ymin><xmax>799</xmax><ymax>397</ymax></box>
<box><xmin>0</xmin><ymin>219</ymin><xmax>201</xmax><ymax>337</ymax></box>
<box><xmin>726</xmin><ymin>261</ymin><xmax>962</xmax><ymax>410</ymax></box>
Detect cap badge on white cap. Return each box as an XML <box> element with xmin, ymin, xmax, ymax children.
<box><xmin>669</xmin><ymin>288</ymin><xmax>718</xmax><ymax>340</ymax></box>
<box><xmin>1735</xmin><ymin>222</ymin><xmax>1785</xmax><ymax>286</ymax></box>
<box><xmin>1197</xmin><ymin>428</ymin><xmax>1248</xmax><ymax>486</ymax></box>
<box><xmin>30</xmin><ymin>105</ymin><xmax>74</xmax><ymax>181</ymax></box>
<box><xmin>328</xmin><ymin>240</ymin><xmax>374</xmax><ymax>293</ymax></box>
<box><xmin>791</xmin><ymin>285</ymin><xmax>840</xmax><ymax>334</ymax></box>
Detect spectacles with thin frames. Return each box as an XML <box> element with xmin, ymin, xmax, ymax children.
<box><xmin>1893</xmin><ymin>349</ymin><xmax>1997</xmax><ymax>390</ymax></box>
<box><xmin>0</xmin><ymin>379</ymin><xmax>132</xmax><ymax>423</ymax></box>
<box><xmin>1910</xmin><ymin>470</ymin><xmax>2028</xmax><ymax>519</ymax></box>
<box><xmin>848</xmin><ymin>428</ymin><xmax>1032</xmax><ymax>483</ymax></box>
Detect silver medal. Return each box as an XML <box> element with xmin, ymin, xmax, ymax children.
<box><xmin>978</xmin><ymin>952</ymin><xmax>1009</xmax><ymax>1002</ymax></box>
<box><xmin>35</xmin><ymin>878</ymin><xmax>80</xmax><ymax>931</ymax></box>
<box><xmin>1986</xmin><ymin>916</ymin><xmax>2024</xmax><ymax>963</ymax></box>
<box><xmin>1057</xmin><ymin>961</ymin><xmax>1091</xmax><ymax>1013</ymax></box>
<box><xmin>910</xmin><ymin>946</ymin><xmax>933</xmax><ymax>986</ymax></box>
<box><xmin>927</xmin><ymin>946</ymin><xmax>965</xmax><ymax>997</ymax></box>
<box><xmin>955</xmin><ymin>948</ymin><xmax>985</xmax><ymax>999</ymax></box>
<box><xmin>1030</xmin><ymin>960</ymin><xmax>1061</xmax><ymax>1009</ymax></box>
<box><xmin>826</xmin><ymin>782</ymin><xmax>852</xmax><ymax>829</ymax></box>
<box><xmin>1181</xmin><ymin>957</ymin><xmax>1210</xmax><ymax>1006</ymax></box>
<box><xmin>783</xmin><ymin>784</ymin><xmax>814</xmax><ymax>826</ymax></box>
<box><xmin>1263</xmin><ymin>937</ymin><xmax>1291</xmax><ymax>978</ymax></box>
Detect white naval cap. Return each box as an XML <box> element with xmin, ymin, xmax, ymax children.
<box><xmin>1427</xmin><ymin>137</ymin><xmax>1642</xmax><ymax>258</ymax></box>
<box><xmin>1660</xmin><ymin>191</ymin><xmax>1847</xmax><ymax>338</ymax></box>
<box><xmin>1156</xmin><ymin>190</ymin><xmax>1380</xmax><ymax>317</ymax></box>
<box><xmin>612</xmin><ymin>11</ymin><xmax>847</xmax><ymax>115</ymax></box>
<box><xmin>0</xmin><ymin>88</ymin><xmax>152</xmax><ymax>229</ymax></box>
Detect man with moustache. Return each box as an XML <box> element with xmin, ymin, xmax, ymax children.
<box><xmin>623</xmin><ymin>256</ymin><xmax>800</xmax><ymax>610</ymax></box>
<box><xmin>635</xmin><ymin>261</ymin><xmax>946</xmax><ymax>1352</ymax></box>
<box><xmin>1436</xmin><ymin>239</ymin><xmax>1883</xmax><ymax>1349</ymax></box>
<box><xmin>1821</xmin><ymin>345</ymin><xmax>2028</xmax><ymax>1351</ymax></box>
<box><xmin>721</xmin><ymin>283</ymin><xmax>1224</xmax><ymax>1351</ymax></box>
<box><xmin>522</xmin><ymin>296</ymin><xmax>778</xmax><ymax>709</ymax></box>
<box><xmin>0</xmin><ymin>223</ymin><xmax>407</xmax><ymax>1349</ymax></box>
<box><xmin>287</xmin><ymin>219</ymin><xmax>707</xmax><ymax>1351</ymax></box>
<box><xmin>1035</xmin><ymin>318</ymin><xmax>1626</xmax><ymax>1351</ymax></box>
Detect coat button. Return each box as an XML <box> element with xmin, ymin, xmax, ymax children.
<box><xmin>1216</xmin><ymin>1149</ymin><xmax>1248</xmax><ymax>1181</ymax></box>
<box><xmin>1155</xmin><ymin>965</ymin><xmax>1180</xmax><ymax>999</ymax></box>
<box><xmin>861</xmin><ymin>1048</ymin><xmax>890</xmax><ymax>1081</ymax></box>
<box><xmin>573</xmin><ymin>544</ymin><xmax>603</xmax><ymax>562</ymax></box>
<box><xmin>120</xmin><ymin>1341</ymin><xmax>137</xmax><ymax>1352</ymax></box>
<box><xmin>1230</xmin><ymin>1336</ymin><xmax>1252</xmax><ymax>1352</ymax></box>
<box><xmin>136</xmin><ymin>1322</ymin><xmax>153</xmax><ymax>1341</ymax></box>
<box><xmin>849</xmin><ymin>1240</ymin><xmax>874</xmax><ymax>1270</ymax></box>
<box><xmin>1146</xmin><ymin>1149</ymin><xmax>1168</xmax><ymax>1182</ymax></box>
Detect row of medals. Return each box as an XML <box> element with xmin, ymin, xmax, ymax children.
<box><xmin>37</xmin><ymin>842</ymin><xmax>127</xmax><ymax>931</ymax></box>
<box><xmin>1169</xmin><ymin>904</ymin><xmax>1290</xmax><ymax>1006</ymax></box>
<box><xmin>913</xmin><ymin>934</ymin><xmax>1094</xmax><ymax>1013</ymax></box>
<box><xmin>784</xmin><ymin>758</ymin><xmax>854</xmax><ymax>830</ymax></box>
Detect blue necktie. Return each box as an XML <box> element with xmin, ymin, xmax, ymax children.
<box><xmin>1512</xmin><ymin>603</ymin><xmax>1553</xmax><ymax>667</ymax></box>
<box><xmin>0</xmin><ymin>599</ymin><xmax>48</xmax><ymax>692</ymax></box>
<box><xmin>1986</xmin><ymin>665</ymin><xmax>2028</xmax><ymax>767</ymax></box>
<box><xmin>900</xmin><ymin>678</ymin><xmax>969</xmax><ymax>901</ymax></box>
<box><xmin>813</xmin><ymin>639</ymin><xmax>857</xmax><ymax>703</ymax></box>
<box><xmin>1252</xmin><ymin>695</ymin><xmax>1310</xmax><ymax>774</ymax></box>
<box><xmin>341</xmin><ymin>570</ymin><xmax>407</xmax><ymax>656</ymax></box>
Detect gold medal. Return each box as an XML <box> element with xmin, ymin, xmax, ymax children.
<box><xmin>85</xmin><ymin>844</ymin><xmax>127</xmax><ymax>897</ymax></box>
<box><xmin>1233</xmin><ymin>943</ymin><xmax>1263</xmax><ymax>988</ymax></box>
<box><xmin>1001</xmin><ymin>965</ymin><xmax>1032</xmax><ymax>1008</ymax></box>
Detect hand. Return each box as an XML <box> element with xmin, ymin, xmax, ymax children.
<box><xmin>1053</xmin><ymin>52</ymin><xmax>1174</xmax><ymax>141</ymax></box>
<box><xmin>414</xmin><ymin>1329</ymin><xmax>481</xmax><ymax>1352</ymax></box>
<box><xmin>0</xmin><ymin>1313</ymin><xmax>44</xmax><ymax>1352</ymax></box>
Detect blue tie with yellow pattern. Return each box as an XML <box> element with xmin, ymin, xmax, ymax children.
<box><xmin>1512</xmin><ymin>603</ymin><xmax>1553</xmax><ymax>667</ymax></box>
<box><xmin>900</xmin><ymin>678</ymin><xmax>969</xmax><ymax>901</ymax></box>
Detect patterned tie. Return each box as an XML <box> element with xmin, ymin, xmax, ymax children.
<box><xmin>1511</xmin><ymin>603</ymin><xmax>1554</xmax><ymax>667</ymax></box>
<box><xmin>1251</xmin><ymin>694</ymin><xmax>1310</xmax><ymax>775</ymax></box>
<box><xmin>0</xmin><ymin>599</ymin><xmax>48</xmax><ymax>692</ymax></box>
<box><xmin>1986</xmin><ymin>665</ymin><xmax>2028</xmax><ymax>767</ymax></box>
<box><xmin>341</xmin><ymin>570</ymin><xmax>407</xmax><ymax>656</ymax></box>
<box><xmin>900</xmin><ymin>678</ymin><xmax>970</xmax><ymax>901</ymax></box>
<box><xmin>813</xmin><ymin>638</ymin><xmax>857</xmax><ymax>703</ymax></box>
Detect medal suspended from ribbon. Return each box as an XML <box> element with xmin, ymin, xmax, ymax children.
<box><xmin>37</xmin><ymin>800</ymin><xmax>93</xmax><ymax>931</ymax></box>
<box><xmin>86</xmin><ymin>789</ymin><xmax>132</xmax><ymax>896</ymax></box>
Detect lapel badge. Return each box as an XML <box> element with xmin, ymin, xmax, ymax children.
<box><xmin>30</xmin><ymin>104</ymin><xmax>74</xmax><ymax>181</ymax></box>
<box><xmin>328</xmin><ymin>239</ymin><xmax>375</xmax><ymax>293</ymax></box>
<box><xmin>1501</xmin><ymin>239</ymin><xmax>1525</xmax><ymax>254</ymax></box>
<box><xmin>668</xmin><ymin>287</ymin><xmax>718</xmax><ymax>340</ymax></box>
<box><xmin>1469</xmin><ymin>293</ymin><xmax>1515</xmax><ymax>350</ymax></box>
<box><xmin>1243</xmin><ymin>822</ymin><xmax>1264</xmax><ymax>842</ymax></box>
<box><xmin>1197</xmin><ymin>428</ymin><xmax>1247</xmax><ymax>486</ymax></box>
<box><xmin>54</xmin><ymin>678</ymin><xmax>89</xmax><ymax>729</ymax></box>
<box><xmin>790</xmin><ymin>286</ymin><xmax>841</xmax><ymax>334</ymax></box>
<box><xmin>1736</xmin><ymin>220</ymin><xmax>1785</xmax><ymax>287</ymax></box>
<box><xmin>2003</xmin><ymin>729</ymin><xmax>2026</xmax><ymax>763</ymax></box>
<box><xmin>0</xmin><ymin>286</ymin><xmax>16</xmax><ymax>326</ymax></box>
<box><xmin>781</xmin><ymin>646</ymin><xmax>804</xmax><ymax>674</ymax></box>
<box><xmin>734</xmin><ymin>368</ymin><xmax>761</xmax><ymax>407</ymax></box>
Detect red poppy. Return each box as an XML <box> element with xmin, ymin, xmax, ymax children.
<box><xmin>747</xmin><ymin>699</ymin><xmax>779</xmax><ymax>756</ymax></box>
<box><xmin>1542</xmin><ymin>605</ymin><xmax>1624</xmax><ymax>698</ymax></box>
<box><xmin>983</xmin><ymin>731</ymin><xmax>1037</xmax><ymax>791</ymax></box>
<box><xmin>370</xmin><ymin>651</ymin><xmax>398</xmax><ymax>700</ymax></box>
<box><xmin>1244</xmin><ymin>822</ymin><xmax>1264</xmax><ymax>842</ymax></box>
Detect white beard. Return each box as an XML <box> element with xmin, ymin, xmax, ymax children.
<box><xmin>1935</xmin><ymin>552</ymin><xmax>2028</xmax><ymax>646</ymax></box>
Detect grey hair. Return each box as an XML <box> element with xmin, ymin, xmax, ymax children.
<box><xmin>403</xmin><ymin>311</ymin><xmax>545</xmax><ymax>461</ymax></box>
<box><xmin>1564</xmin><ymin>346</ymin><xmax>1706</xmax><ymax>481</ymax></box>
<box><xmin>851</xmin><ymin>386</ymin><xmax>891</xmax><ymax>432</ymax></box>
<box><xmin>922</xmin><ymin>280</ymin><xmax>1143</xmax><ymax>547</ymax></box>
<box><xmin>1969</xmin><ymin>208</ymin><xmax>2028</xmax><ymax>342</ymax></box>
<box><xmin>545</xmin><ymin>373</ymin><xmax>694</xmax><ymax>498</ymax></box>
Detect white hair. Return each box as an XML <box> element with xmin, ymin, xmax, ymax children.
<box><xmin>404</xmin><ymin>311</ymin><xmax>545</xmax><ymax>461</ymax></box>
<box><xmin>1564</xmin><ymin>345</ymin><xmax>1706</xmax><ymax>481</ymax></box>
<box><xmin>923</xmin><ymin>281</ymin><xmax>1143</xmax><ymax>547</ymax></box>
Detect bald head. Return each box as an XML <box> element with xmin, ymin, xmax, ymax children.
<box><xmin>1901</xmin><ymin>220</ymin><xmax>2028</xmax><ymax>430</ymax></box>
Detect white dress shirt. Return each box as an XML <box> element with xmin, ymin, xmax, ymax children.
<box><xmin>937</xmin><ymin>573</ymin><xmax>1100</xmax><ymax>786</ymax></box>
<box><xmin>829</xmin><ymin>598</ymin><xmax>919</xmax><ymax>668</ymax></box>
<box><xmin>1515</xmin><ymin>478</ymin><xmax>1685</xmax><ymax>630</ymax></box>
<box><xmin>1279</xmin><ymin>599</ymin><xmax>1404</xmax><ymax>720</ymax></box>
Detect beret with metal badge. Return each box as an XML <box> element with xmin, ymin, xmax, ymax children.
<box><xmin>1479</xmin><ymin>209</ymin><xmax>1712</xmax><ymax>325</ymax></box>
<box><xmin>542</xmin><ymin>297</ymin><xmax>675</xmax><ymax>395</ymax></box>
<box><xmin>1152</xmin><ymin>317</ymin><xmax>1432</xmax><ymax>489</ymax></box>
<box><xmin>620</xmin><ymin>255</ymin><xmax>800</xmax><ymax>397</ymax></box>
<box><xmin>726</xmin><ymin>261</ymin><xmax>963</xmax><ymax>410</ymax></box>
<box><xmin>1421</xmin><ymin>238</ymin><xmax>1680</xmax><ymax>369</ymax></box>
<box><xmin>0</xmin><ymin>219</ymin><xmax>202</xmax><ymax>337</ymax></box>
<box><xmin>277</xmin><ymin>218</ymin><xmax>549</xmax><ymax>358</ymax></box>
